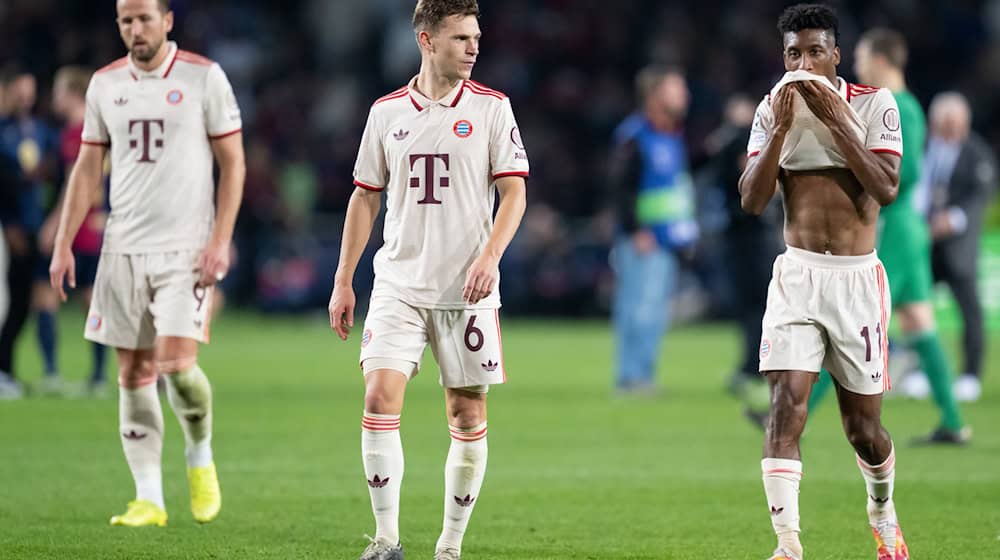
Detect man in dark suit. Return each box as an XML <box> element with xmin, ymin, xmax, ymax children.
<box><xmin>923</xmin><ymin>92</ymin><xmax>998</xmax><ymax>402</ymax></box>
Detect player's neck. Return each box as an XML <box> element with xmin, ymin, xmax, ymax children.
<box><xmin>131</xmin><ymin>41</ymin><xmax>172</xmax><ymax>73</ymax></box>
<box><xmin>414</xmin><ymin>68</ymin><xmax>462</xmax><ymax>102</ymax></box>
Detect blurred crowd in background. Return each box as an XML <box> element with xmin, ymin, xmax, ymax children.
<box><xmin>1</xmin><ymin>0</ymin><xmax>998</xmax><ymax>321</ymax></box>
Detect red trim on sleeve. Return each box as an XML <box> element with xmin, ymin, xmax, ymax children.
<box><xmin>748</xmin><ymin>150</ymin><xmax>761</xmax><ymax>157</ymax></box>
<box><xmin>870</xmin><ymin>148</ymin><xmax>901</xmax><ymax>157</ymax></box>
<box><xmin>176</xmin><ymin>50</ymin><xmax>214</xmax><ymax>66</ymax></box>
<box><xmin>209</xmin><ymin>128</ymin><xmax>242</xmax><ymax>140</ymax></box>
<box><xmin>492</xmin><ymin>171</ymin><xmax>529</xmax><ymax>180</ymax></box>
<box><xmin>373</xmin><ymin>87</ymin><xmax>408</xmax><ymax>105</ymax></box>
<box><xmin>353</xmin><ymin>179</ymin><xmax>384</xmax><ymax>192</ymax></box>
<box><xmin>81</xmin><ymin>140</ymin><xmax>110</xmax><ymax>146</ymax></box>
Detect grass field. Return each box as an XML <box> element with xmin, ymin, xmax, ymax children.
<box><xmin>0</xmin><ymin>311</ymin><xmax>997</xmax><ymax>559</ymax></box>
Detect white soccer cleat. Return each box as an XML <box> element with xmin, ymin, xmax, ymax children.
<box><xmin>767</xmin><ymin>547</ymin><xmax>802</xmax><ymax>560</ymax></box>
<box><xmin>952</xmin><ymin>374</ymin><xmax>982</xmax><ymax>402</ymax></box>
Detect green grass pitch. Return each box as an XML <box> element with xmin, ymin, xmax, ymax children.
<box><xmin>0</xmin><ymin>311</ymin><xmax>997</xmax><ymax>559</ymax></box>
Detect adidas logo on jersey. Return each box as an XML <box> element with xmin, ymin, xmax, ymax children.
<box><xmin>481</xmin><ymin>360</ymin><xmax>499</xmax><ymax>372</ymax></box>
<box><xmin>393</xmin><ymin>129</ymin><xmax>409</xmax><ymax>140</ymax></box>
<box><xmin>368</xmin><ymin>474</ymin><xmax>390</xmax><ymax>488</ymax></box>
<box><xmin>114</xmin><ymin>97</ymin><xmax>128</xmax><ymax>106</ymax></box>
<box><xmin>454</xmin><ymin>494</ymin><xmax>476</xmax><ymax>507</ymax></box>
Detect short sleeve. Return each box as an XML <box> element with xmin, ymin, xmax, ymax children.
<box><xmin>747</xmin><ymin>97</ymin><xmax>772</xmax><ymax>157</ymax></box>
<box><xmin>81</xmin><ymin>77</ymin><xmax>109</xmax><ymax>145</ymax></box>
<box><xmin>865</xmin><ymin>89</ymin><xmax>903</xmax><ymax>157</ymax></box>
<box><xmin>204</xmin><ymin>63</ymin><xmax>242</xmax><ymax>139</ymax></box>
<box><xmin>352</xmin><ymin>107</ymin><xmax>388</xmax><ymax>191</ymax></box>
<box><xmin>489</xmin><ymin>98</ymin><xmax>529</xmax><ymax>180</ymax></box>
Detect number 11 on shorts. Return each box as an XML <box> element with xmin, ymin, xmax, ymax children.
<box><xmin>860</xmin><ymin>323</ymin><xmax>882</xmax><ymax>362</ymax></box>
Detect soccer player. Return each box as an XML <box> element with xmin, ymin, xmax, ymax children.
<box><xmin>327</xmin><ymin>1</ymin><xmax>528</xmax><ymax>558</ymax></box>
<box><xmin>806</xmin><ymin>28</ymin><xmax>970</xmax><ymax>444</ymax></box>
<box><xmin>739</xmin><ymin>5</ymin><xmax>909</xmax><ymax>559</ymax></box>
<box><xmin>39</xmin><ymin>66</ymin><xmax>111</xmax><ymax>396</ymax></box>
<box><xmin>49</xmin><ymin>0</ymin><xmax>244</xmax><ymax>527</ymax></box>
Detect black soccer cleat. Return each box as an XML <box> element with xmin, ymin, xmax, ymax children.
<box><xmin>911</xmin><ymin>426</ymin><xmax>972</xmax><ymax>446</ymax></box>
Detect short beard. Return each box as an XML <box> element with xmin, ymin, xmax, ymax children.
<box><xmin>131</xmin><ymin>39</ymin><xmax>162</xmax><ymax>63</ymax></box>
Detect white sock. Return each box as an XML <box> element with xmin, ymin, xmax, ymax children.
<box><xmin>119</xmin><ymin>382</ymin><xmax>165</xmax><ymax>509</ymax></box>
<box><xmin>164</xmin><ymin>365</ymin><xmax>213</xmax><ymax>468</ymax></box>
<box><xmin>762</xmin><ymin>458</ymin><xmax>803</xmax><ymax>557</ymax></box>
<box><xmin>857</xmin><ymin>445</ymin><xmax>897</xmax><ymax>547</ymax></box>
<box><xmin>436</xmin><ymin>423</ymin><xmax>488</xmax><ymax>553</ymax></box>
<box><xmin>362</xmin><ymin>412</ymin><xmax>403</xmax><ymax>544</ymax></box>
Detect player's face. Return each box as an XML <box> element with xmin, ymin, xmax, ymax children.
<box><xmin>783</xmin><ymin>29</ymin><xmax>840</xmax><ymax>82</ymax></box>
<box><xmin>853</xmin><ymin>40</ymin><xmax>873</xmax><ymax>84</ymax></box>
<box><xmin>426</xmin><ymin>15</ymin><xmax>481</xmax><ymax>81</ymax></box>
<box><xmin>116</xmin><ymin>0</ymin><xmax>174</xmax><ymax>63</ymax></box>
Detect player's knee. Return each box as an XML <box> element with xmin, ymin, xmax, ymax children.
<box><xmin>119</xmin><ymin>359</ymin><xmax>157</xmax><ymax>389</ymax></box>
<box><xmin>364</xmin><ymin>388</ymin><xmax>402</xmax><ymax>415</ymax></box>
<box><xmin>446</xmin><ymin>391</ymin><xmax>487</xmax><ymax>427</ymax></box>
<box><xmin>843</xmin><ymin>416</ymin><xmax>882</xmax><ymax>451</ymax></box>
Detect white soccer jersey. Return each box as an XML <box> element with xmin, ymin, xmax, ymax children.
<box><xmin>747</xmin><ymin>76</ymin><xmax>902</xmax><ymax>170</ymax></box>
<box><xmin>353</xmin><ymin>76</ymin><xmax>530</xmax><ymax>309</ymax></box>
<box><xmin>81</xmin><ymin>42</ymin><xmax>242</xmax><ymax>253</ymax></box>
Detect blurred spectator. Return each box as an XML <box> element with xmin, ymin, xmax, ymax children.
<box><xmin>921</xmin><ymin>92</ymin><xmax>999</xmax><ymax>402</ymax></box>
<box><xmin>703</xmin><ymin>94</ymin><xmax>784</xmax><ymax>394</ymax></box>
<box><xmin>0</xmin><ymin>65</ymin><xmax>58</xmax><ymax>397</ymax></box>
<box><xmin>608</xmin><ymin>66</ymin><xmax>696</xmax><ymax>393</ymax></box>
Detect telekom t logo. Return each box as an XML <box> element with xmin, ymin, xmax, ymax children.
<box><xmin>128</xmin><ymin>119</ymin><xmax>165</xmax><ymax>163</ymax></box>
<box><xmin>409</xmin><ymin>153</ymin><xmax>450</xmax><ymax>204</ymax></box>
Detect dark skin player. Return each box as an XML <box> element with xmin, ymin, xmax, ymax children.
<box><xmin>738</xmin><ymin>28</ymin><xmax>901</xmax><ymax>466</ymax></box>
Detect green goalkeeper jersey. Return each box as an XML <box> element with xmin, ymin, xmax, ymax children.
<box><xmin>878</xmin><ymin>89</ymin><xmax>932</xmax><ymax>306</ymax></box>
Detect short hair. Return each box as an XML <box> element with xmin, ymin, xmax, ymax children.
<box><xmin>860</xmin><ymin>28</ymin><xmax>908</xmax><ymax>69</ymax></box>
<box><xmin>777</xmin><ymin>3</ymin><xmax>840</xmax><ymax>46</ymax></box>
<box><xmin>54</xmin><ymin>66</ymin><xmax>92</xmax><ymax>97</ymax></box>
<box><xmin>0</xmin><ymin>63</ymin><xmax>29</xmax><ymax>86</ymax></box>
<box><xmin>412</xmin><ymin>0</ymin><xmax>479</xmax><ymax>32</ymax></box>
<box><xmin>157</xmin><ymin>0</ymin><xmax>171</xmax><ymax>12</ymax></box>
<box><xmin>636</xmin><ymin>65</ymin><xmax>684</xmax><ymax>104</ymax></box>
<box><xmin>929</xmin><ymin>91</ymin><xmax>971</xmax><ymax>122</ymax></box>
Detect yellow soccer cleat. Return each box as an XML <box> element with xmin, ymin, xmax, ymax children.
<box><xmin>110</xmin><ymin>500</ymin><xmax>167</xmax><ymax>527</ymax></box>
<box><xmin>188</xmin><ymin>463</ymin><xmax>221</xmax><ymax>523</ymax></box>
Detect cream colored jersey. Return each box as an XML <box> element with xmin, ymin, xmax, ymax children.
<box><xmin>747</xmin><ymin>76</ymin><xmax>902</xmax><ymax>169</ymax></box>
<box><xmin>81</xmin><ymin>42</ymin><xmax>242</xmax><ymax>254</ymax></box>
<box><xmin>353</xmin><ymin>76</ymin><xmax>530</xmax><ymax>309</ymax></box>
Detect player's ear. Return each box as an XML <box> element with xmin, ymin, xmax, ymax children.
<box><xmin>163</xmin><ymin>10</ymin><xmax>174</xmax><ymax>33</ymax></box>
<box><xmin>416</xmin><ymin>29</ymin><xmax>434</xmax><ymax>54</ymax></box>
<box><xmin>832</xmin><ymin>45</ymin><xmax>841</xmax><ymax>67</ymax></box>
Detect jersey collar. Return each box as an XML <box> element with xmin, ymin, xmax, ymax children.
<box><xmin>406</xmin><ymin>76</ymin><xmax>465</xmax><ymax>111</ymax></box>
<box><xmin>128</xmin><ymin>41</ymin><xmax>179</xmax><ymax>81</ymax></box>
<box><xmin>835</xmin><ymin>76</ymin><xmax>848</xmax><ymax>100</ymax></box>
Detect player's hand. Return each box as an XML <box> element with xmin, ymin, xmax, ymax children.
<box><xmin>197</xmin><ymin>238</ymin><xmax>230</xmax><ymax>287</ymax></box>
<box><xmin>463</xmin><ymin>253</ymin><xmax>499</xmax><ymax>305</ymax></box>
<box><xmin>771</xmin><ymin>85</ymin><xmax>796</xmax><ymax>134</ymax></box>
<box><xmin>49</xmin><ymin>245</ymin><xmax>76</xmax><ymax>303</ymax></box>
<box><xmin>328</xmin><ymin>283</ymin><xmax>355</xmax><ymax>341</ymax></box>
<box><xmin>795</xmin><ymin>81</ymin><xmax>843</xmax><ymax>129</ymax></box>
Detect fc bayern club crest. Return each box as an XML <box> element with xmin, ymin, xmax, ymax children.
<box><xmin>362</xmin><ymin>329</ymin><xmax>373</xmax><ymax>348</ymax></box>
<box><xmin>166</xmin><ymin>89</ymin><xmax>184</xmax><ymax>105</ymax></box>
<box><xmin>453</xmin><ymin>119</ymin><xmax>473</xmax><ymax>138</ymax></box>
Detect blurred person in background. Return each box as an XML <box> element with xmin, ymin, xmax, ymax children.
<box><xmin>922</xmin><ymin>92</ymin><xmax>998</xmax><ymax>402</ymax></box>
<box><xmin>0</xmin><ymin>80</ymin><xmax>11</xmax><ymax>394</ymax></box>
<box><xmin>0</xmin><ymin>66</ymin><xmax>58</xmax><ymax>399</ymax></box>
<box><xmin>608</xmin><ymin>65</ymin><xmax>696</xmax><ymax>394</ymax></box>
<box><xmin>706</xmin><ymin>94</ymin><xmax>784</xmax><ymax>399</ymax></box>
<box><xmin>807</xmin><ymin>28</ymin><xmax>970</xmax><ymax>444</ymax></box>
<box><xmin>39</xmin><ymin>66</ymin><xmax>109</xmax><ymax>396</ymax></box>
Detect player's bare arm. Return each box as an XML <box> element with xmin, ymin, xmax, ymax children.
<box><xmin>463</xmin><ymin>176</ymin><xmax>526</xmax><ymax>304</ymax></box>
<box><xmin>795</xmin><ymin>81</ymin><xmax>900</xmax><ymax>205</ymax></box>
<box><xmin>329</xmin><ymin>187</ymin><xmax>382</xmax><ymax>340</ymax></box>
<box><xmin>50</xmin><ymin>142</ymin><xmax>107</xmax><ymax>301</ymax></box>
<box><xmin>199</xmin><ymin>132</ymin><xmax>246</xmax><ymax>287</ymax></box>
<box><xmin>738</xmin><ymin>87</ymin><xmax>795</xmax><ymax>215</ymax></box>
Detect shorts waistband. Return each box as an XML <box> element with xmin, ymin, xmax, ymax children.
<box><xmin>783</xmin><ymin>245</ymin><xmax>879</xmax><ymax>270</ymax></box>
